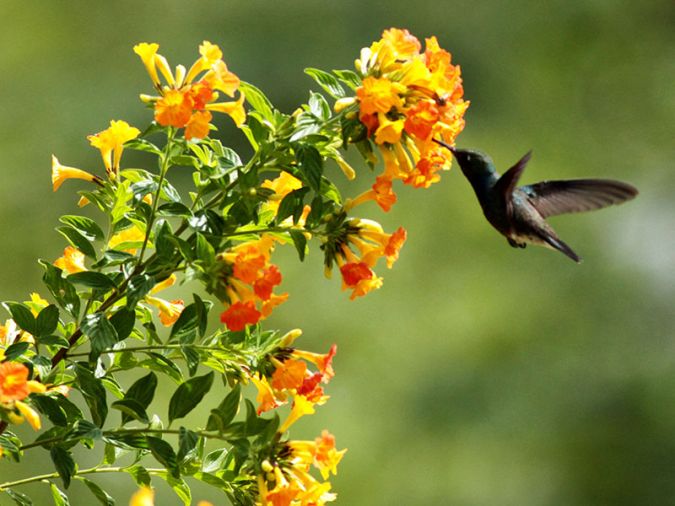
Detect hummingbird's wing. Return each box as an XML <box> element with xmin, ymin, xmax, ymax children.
<box><xmin>495</xmin><ymin>151</ymin><xmax>533</xmax><ymax>216</ymax></box>
<box><xmin>521</xmin><ymin>179</ymin><xmax>638</xmax><ymax>218</ymax></box>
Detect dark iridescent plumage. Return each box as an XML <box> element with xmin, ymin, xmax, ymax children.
<box><xmin>434</xmin><ymin>140</ymin><xmax>639</xmax><ymax>262</ymax></box>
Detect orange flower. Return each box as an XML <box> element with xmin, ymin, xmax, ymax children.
<box><xmin>155</xmin><ymin>89</ymin><xmax>194</xmax><ymax>128</ymax></box>
<box><xmin>271</xmin><ymin>359</ymin><xmax>307</xmax><ymax>392</ymax></box>
<box><xmin>135</xmin><ymin>41</ymin><xmax>246</xmax><ymax>139</ymax></box>
<box><xmin>292</xmin><ymin>345</ymin><xmax>337</xmax><ymax>382</ymax></box>
<box><xmin>145</xmin><ymin>296</ymin><xmax>185</xmax><ymax>326</ymax></box>
<box><xmin>220</xmin><ymin>300</ymin><xmax>261</xmax><ymax>332</ymax></box>
<box><xmin>339</xmin><ymin>262</ymin><xmax>383</xmax><ymax>300</ymax></box>
<box><xmin>254</xmin><ymin>265</ymin><xmax>283</xmax><ymax>301</ymax></box>
<box><xmin>0</xmin><ymin>362</ymin><xmax>30</xmax><ymax>403</ymax></box>
<box><xmin>250</xmin><ymin>374</ymin><xmax>283</xmax><ymax>414</ymax></box>
<box><xmin>356</xmin><ymin>76</ymin><xmax>405</xmax><ymax>116</ymax></box>
<box><xmin>54</xmin><ymin>246</ymin><xmax>86</xmax><ymax>274</ymax></box>
<box><xmin>279</xmin><ymin>394</ymin><xmax>316</xmax><ymax>433</ymax></box>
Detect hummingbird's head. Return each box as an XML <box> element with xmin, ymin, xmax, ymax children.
<box><xmin>446</xmin><ymin>147</ymin><xmax>496</xmax><ymax>181</ymax></box>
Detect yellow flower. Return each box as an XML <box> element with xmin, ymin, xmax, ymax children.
<box><xmin>145</xmin><ymin>296</ymin><xmax>184</xmax><ymax>327</ymax></box>
<box><xmin>26</xmin><ymin>293</ymin><xmax>49</xmax><ymax>316</ymax></box>
<box><xmin>260</xmin><ymin>172</ymin><xmax>303</xmax><ymax>214</ymax></box>
<box><xmin>206</xmin><ymin>91</ymin><xmax>246</xmax><ymax>127</ymax></box>
<box><xmin>374</xmin><ymin>114</ymin><xmax>404</xmax><ymax>145</ymax></box>
<box><xmin>14</xmin><ymin>400</ymin><xmax>41</xmax><ymax>430</ymax></box>
<box><xmin>54</xmin><ymin>246</ymin><xmax>87</xmax><ymax>274</ymax></box>
<box><xmin>108</xmin><ymin>226</ymin><xmax>146</xmax><ymax>253</ymax></box>
<box><xmin>129</xmin><ymin>486</ymin><xmax>154</xmax><ymax>506</ymax></box>
<box><xmin>87</xmin><ymin>120</ymin><xmax>140</xmax><ymax>176</ymax></box>
<box><xmin>133</xmin><ymin>43</ymin><xmax>161</xmax><ymax>87</ymax></box>
<box><xmin>279</xmin><ymin>394</ymin><xmax>316</xmax><ymax>433</ymax></box>
<box><xmin>356</xmin><ymin>76</ymin><xmax>405</xmax><ymax>116</ymax></box>
<box><xmin>51</xmin><ymin>155</ymin><xmax>101</xmax><ymax>191</ymax></box>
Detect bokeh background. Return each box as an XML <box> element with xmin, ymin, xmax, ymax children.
<box><xmin>1</xmin><ymin>1</ymin><xmax>674</xmax><ymax>505</ymax></box>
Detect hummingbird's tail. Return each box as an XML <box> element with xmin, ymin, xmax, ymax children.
<box><xmin>542</xmin><ymin>234</ymin><xmax>582</xmax><ymax>263</ymax></box>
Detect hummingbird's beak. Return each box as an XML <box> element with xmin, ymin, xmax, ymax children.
<box><xmin>432</xmin><ymin>138</ymin><xmax>456</xmax><ymax>156</ymax></box>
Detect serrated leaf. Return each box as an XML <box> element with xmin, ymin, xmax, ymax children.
<box><xmin>81</xmin><ymin>313</ymin><xmax>119</xmax><ymax>360</ymax></box>
<box><xmin>168</xmin><ymin>372</ymin><xmax>214</xmax><ymax>423</ymax></box>
<box><xmin>4</xmin><ymin>302</ymin><xmax>36</xmax><ymax>335</ymax></box>
<box><xmin>59</xmin><ymin>215</ymin><xmax>104</xmax><ymax>241</ymax></box>
<box><xmin>78</xmin><ymin>478</ymin><xmax>115</xmax><ymax>506</ymax></box>
<box><xmin>66</xmin><ymin>272</ymin><xmax>116</xmax><ymax>291</ymax></box>
<box><xmin>50</xmin><ymin>446</ymin><xmax>75</xmax><ymax>489</ymax></box>
<box><xmin>36</xmin><ymin>304</ymin><xmax>60</xmax><ymax>337</ymax></box>
<box><xmin>304</xmin><ymin>68</ymin><xmax>346</xmax><ymax>98</ymax></box>
<box><xmin>57</xmin><ymin>226</ymin><xmax>97</xmax><ymax>259</ymax></box>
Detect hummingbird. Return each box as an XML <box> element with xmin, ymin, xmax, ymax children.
<box><xmin>434</xmin><ymin>139</ymin><xmax>638</xmax><ymax>262</ymax></box>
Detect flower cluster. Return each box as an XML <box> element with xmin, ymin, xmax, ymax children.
<box><xmin>52</xmin><ymin>119</ymin><xmax>140</xmax><ymax>192</ymax></box>
<box><xmin>249</xmin><ymin>333</ymin><xmax>344</xmax><ymax>505</ymax></box>
<box><xmin>217</xmin><ymin>236</ymin><xmax>288</xmax><ymax>332</ymax></box>
<box><xmin>341</xmin><ymin>28</ymin><xmax>468</xmax><ymax>211</ymax></box>
<box><xmin>322</xmin><ymin>215</ymin><xmax>407</xmax><ymax>299</ymax></box>
<box><xmin>134</xmin><ymin>41</ymin><xmax>246</xmax><ymax>139</ymax></box>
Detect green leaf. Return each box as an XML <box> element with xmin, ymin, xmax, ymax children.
<box><xmin>201</xmin><ymin>448</ymin><xmax>229</xmax><ymax>474</ymax></box>
<box><xmin>57</xmin><ymin>226</ymin><xmax>97</xmax><ymax>259</ymax></box>
<box><xmin>125</xmin><ymin>138</ymin><xmax>162</xmax><ymax>155</ymax></box>
<box><xmin>304</xmin><ymin>68</ymin><xmax>346</xmax><ymax>98</ymax></box>
<box><xmin>122</xmin><ymin>372</ymin><xmax>157</xmax><ymax>425</ymax></box>
<box><xmin>155</xmin><ymin>221</ymin><xmax>176</xmax><ymax>260</ymax></box>
<box><xmin>193</xmin><ymin>294</ymin><xmax>210</xmax><ymax>338</ymax></box>
<box><xmin>297</xmin><ymin>145</ymin><xmax>323</xmax><ymax>192</ymax></box>
<box><xmin>81</xmin><ymin>313</ymin><xmax>119</xmax><ymax>360</ymax></box>
<box><xmin>195</xmin><ymin>233</ymin><xmax>215</xmax><ymax>264</ymax></box>
<box><xmin>164</xmin><ymin>475</ymin><xmax>191</xmax><ymax>506</ymax></box>
<box><xmin>126</xmin><ymin>465</ymin><xmax>152</xmax><ymax>487</ymax></box>
<box><xmin>109</xmin><ymin>307</ymin><xmax>135</xmax><ymax>340</ymax></box>
<box><xmin>49</xmin><ymin>483</ymin><xmax>70</xmax><ymax>506</ymax></box>
<box><xmin>239</xmin><ymin>81</ymin><xmax>274</xmax><ymax>122</ymax></box>
<box><xmin>50</xmin><ymin>446</ymin><xmax>76</xmax><ymax>489</ymax></box>
<box><xmin>36</xmin><ymin>304</ymin><xmax>60</xmax><ymax>337</ymax></box>
<box><xmin>59</xmin><ymin>215</ymin><xmax>104</xmax><ymax>241</ymax></box>
<box><xmin>181</xmin><ymin>346</ymin><xmax>200</xmax><ymax>376</ymax></box>
<box><xmin>206</xmin><ymin>384</ymin><xmax>241</xmax><ymax>431</ymax></box>
<box><xmin>111</xmin><ymin>399</ymin><xmax>149</xmax><ymax>423</ymax></box>
<box><xmin>147</xmin><ymin>437</ymin><xmax>179</xmax><ymax>478</ymax></box>
<box><xmin>333</xmin><ymin>68</ymin><xmax>362</xmax><ymax>89</ymax></box>
<box><xmin>4</xmin><ymin>302</ymin><xmax>36</xmax><ymax>335</ymax></box>
<box><xmin>289</xmin><ymin>230</ymin><xmax>308</xmax><ymax>261</ymax></box>
<box><xmin>78</xmin><ymin>478</ymin><xmax>115</xmax><ymax>506</ymax></box>
<box><xmin>66</xmin><ymin>272</ymin><xmax>116</xmax><ymax>291</ymax></box>
<box><xmin>75</xmin><ymin>364</ymin><xmax>108</xmax><ymax>427</ymax></box>
<box><xmin>168</xmin><ymin>372</ymin><xmax>214</xmax><ymax>423</ymax></box>
<box><xmin>169</xmin><ymin>303</ymin><xmax>200</xmax><ymax>343</ymax></box>
<box><xmin>177</xmin><ymin>427</ymin><xmax>199</xmax><ymax>463</ymax></box>
<box><xmin>31</xmin><ymin>395</ymin><xmax>67</xmax><ymax>426</ymax></box>
<box><xmin>3</xmin><ymin>342</ymin><xmax>29</xmax><ymax>361</ymax></box>
<box><xmin>40</xmin><ymin>261</ymin><xmax>80</xmax><ymax>319</ymax></box>
<box><xmin>308</xmin><ymin>91</ymin><xmax>331</xmax><ymax>120</ymax></box>
<box><xmin>3</xmin><ymin>489</ymin><xmax>33</xmax><ymax>506</ymax></box>
<box><xmin>276</xmin><ymin>186</ymin><xmax>310</xmax><ymax>224</ymax></box>
<box><xmin>126</xmin><ymin>274</ymin><xmax>155</xmax><ymax>309</ymax></box>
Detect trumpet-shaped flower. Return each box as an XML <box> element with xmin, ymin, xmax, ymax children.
<box><xmin>135</xmin><ymin>41</ymin><xmax>246</xmax><ymax>139</ymax></box>
<box><xmin>87</xmin><ymin>120</ymin><xmax>140</xmax><ymax>176</ymax></box>
<box><xmin>51</xmin><ymin>155</ymin><xmax>101</xmax><ymax>191</ymax></box>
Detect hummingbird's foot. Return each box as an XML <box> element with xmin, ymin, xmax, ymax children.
<box><xmin>507</xmin><ymin>238</ymin><xmax>527</xmax><ymax>249</ymax></box>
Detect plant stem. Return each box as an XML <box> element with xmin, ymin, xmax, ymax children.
<box><xmin>0</xmin><ymin>466</ymin><xmax>164</xmax><ymax>490</ymax></box>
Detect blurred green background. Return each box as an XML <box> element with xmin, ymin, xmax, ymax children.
<box><xmin>1</xmin><ymin>1</ymin><xmax>674</xmax><ymax>505</ymax></box>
